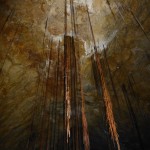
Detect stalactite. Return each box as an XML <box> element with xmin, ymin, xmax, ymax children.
<box><xmin>96</xmin><ymin>54</ymin><xmax>120</xmax><ymax>150</ymax></box>
<box><xmin>66</xmin><ymin>81</ymin><xmax>71</xmax><ymax>142</ymax></box>
<box><xmin>50</xmin><ymin>64</ymin><xmax>56</xmax><ymax>150</ymax></box>
<box><xmin>128</xmin><ymin>76</ymin><xmax>138</xmax><ymax>103</ymax></box>
<box><xmin>63</xmin><ymin>76</ymin><xmax>66</xmax><ymax>150</ymax></box>
<box><xmin>65</xmin><ymin>0</ymin><xmax>67</xmax><ymax>35</ymax></box>
<box><xmin>46</xmin><ymin>40</ymin><xmax>53</xmax><ymax>150</ymax></box>
<box><xmin>70</xmin><ymin>0</ymin><xmax>77</xmax><ymax>35</ymax></box>
<box><xmin>114</xmin><ymin>2</ymin><xmax>125</xmax><ymax>23</ymax></box>
<box><xmin>127</xmin><ymin>75</ymin><xmax>147</xmax><ymax>121</ymax></box>
<box><xmin>121</xmin><ymin>84</ymin><xmax>144</xmax><ymax>150</ymax></box>
<box><xmin>86</xmin><ymin>4</ymin><xmax>120</xmax><ymax>150</ymax></box>
<box><xmin>106</xmin><ymin>0</ymin><xmax>116</xmax><ymax>21</ymax></box>
<box><xmin>120</xmin><ymin>2</ymin><xmax>150</xmax><ymax>44</ymax></box>
<box><xmin>39</xmin><ymin>39</ymin><xmax>53</xmax><ymax>150</ymax></box>
<box><xmin>64</xmin><ymin>0</ymin><xmax>81</xmax><ymax>148</ymax></box>
<box><xmin>91</xmin><ymin>55</ymin><xmax>113</xmax><ymax>150</ymax></box>
<box><xmin>56</xmin><ymin>55</ymin><xmax>62</xmax><ymax>149</ymax></box>
<box><xmin>91</xmin><ymin>55</ymin><xmax>102</xmax><ymax>96</ymax></box>
<box><xmin>81</xmin><ymin>110</ymin><xmax>90</xmax><ymax>150</ymax></box>
<box><xmin>86</xmin><ymin>4</ymin><xmax>96</xmax><ymax>47</ymax></box>
<box><xmin>78</xmin><ymin>55</ymin><xmax>90</xmax><ymax>150</ymax></box>
<box><xmin>71</xmin><ymin>1</ymin><xmax>89</xmax><ymax>149</ymax></box>
<box><xmin>127</xmin><ymin>77</ymin><xmax>145</xmax><ymax>122</ymax></box>
<box><xmin>26</xmin><ymin>77</ymin><xmax>40</xmax><ymax>150</ymax></box>
<box><xmin>128</xmin><ymin>7</ymin><xmax>150</xmax><ymax>42</ymax></box>
<box><xmin>33</xmin><ymin>63</ymin><xmax>48</xmax><ymax>150</ymax></box>
<box><xmin>52</xmin><ymin>41</ymin><xmax>60</xmax><ymax>150</ymax></box>
<box><xmin>74</xmin><ymin>5</ymin><xmax>87</xmax><ymax>150</ymax></box>
<box><xmin>103</xmin><ymin>46</ymin><xmax>120</xmax><ymax>110</ymax></box>
<box><xmin>51</xmin><ymin>66</ymin><xmax>58</xmax><ymax>150</ymax></box>
<box><xmin>49</xmin><ymin>64</ymin><xmax>57</xmax><ymax>150</ymax></box>
<box><xmin>70</xmin><ymin>37</ymin><xmax>78</xmax><ymax>150</ymax></box>
<box><xmin>70</xmin><ymin>6</ymin><xmax>79</xmax><ymax>148</ymax></box>
<box><xmin>64</xmin><ymin>0</ymin><xmax>70</xmax><ymax>146</ymax></box>
<box><xmin>64</xmin><ymin>36</ymin><xmax>71</xmax><ymax>144</ymax></box>
<box><xmin>43</xmin><ymin>17</ymin><xmax>49</xmax><ymax>48</ymax></box>
<box><xmin>63</xmin><ymin>37</ymin><xmax>67</xmax><ymax>150</ymax></box>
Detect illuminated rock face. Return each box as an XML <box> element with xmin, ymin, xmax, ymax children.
<box><xmin>0</xmin><ymin>0</ymin><xmax>150</xmax><ymax>150</ymax></box>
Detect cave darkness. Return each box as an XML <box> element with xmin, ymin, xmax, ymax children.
<box><xmin>0</xmin><ymin>0</ymin><xmax>150</xmax><ymax>150</ymax></box>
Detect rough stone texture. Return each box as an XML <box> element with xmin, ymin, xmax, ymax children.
<box><xmin>0</xmin><ymin>0</ymin><xmax>150</xmax><ymax>150</ymax></box>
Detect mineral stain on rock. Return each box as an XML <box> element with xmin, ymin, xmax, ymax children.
<box><xmin>0</xmin><ymin>0</ymin><xmax>150</xmax><ymax>150</ymax></box>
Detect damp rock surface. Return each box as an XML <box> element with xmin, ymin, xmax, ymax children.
<box><xmin>0</xmin><ymin>0</ymin><xmax>150</xmax><ymax>150</ymax></box>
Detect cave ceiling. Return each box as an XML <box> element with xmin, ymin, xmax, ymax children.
<box><xmin>0</xmin><ymin>0</ymin><xmax>150</xmax><ymax>150</ymax></box>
